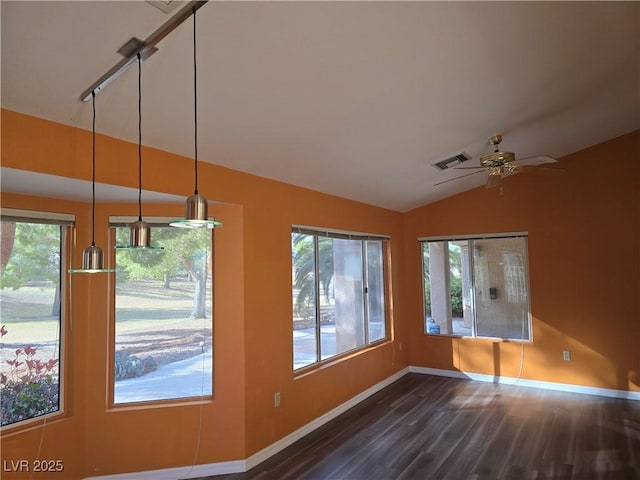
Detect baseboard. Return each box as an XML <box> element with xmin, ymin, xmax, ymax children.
<box><xmin>245</xmin><ymin>366</ymin><xmax>410</xmax><ymax>469</ymax></box>
<box><xmin>409</xmin><ymin>366</ymin><xmax>640</xmax><ymax>401</ymax></box>
<box><xmin>84</xmin><ymin>460</ymin><xmax>246</xmax><ymax>480</ymax></box>
<box><xmin>85</xmin><ymin>367</ymin><xmax>410</xmax><ymax>480</ymax></box>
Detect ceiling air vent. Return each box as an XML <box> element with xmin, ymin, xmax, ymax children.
<box><xmin>433</xmin><ymin>152</ymin><xmax>471</xmax><ymax>170</ymax></box>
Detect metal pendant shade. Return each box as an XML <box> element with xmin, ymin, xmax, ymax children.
<box><xmin>171</xmin><ymin>193</ymin><xmax>221</xmax><ymax>229</ymax></box>
<box><xmin>70</xmin><ymin>91</ymin><xmax>115</xmax><ymax>273</ymax></box>
<box><xmin>82</xmin><ymin>244</ymin><xmax>104</xmax><ymax>271</ymax></box>
<box><xmin>170</xmin><ymin>8</ymin><xmax>221</xmax><ymax>230</ymax></box>
<box><xmin>130</xmin><ymin>219</ymin><xmax>152</xmax><ymax>247</ymax></box>
<box><xmin>116</xmin><ymin>53</ymin><xmax>162</xmax><ymax>250</ymax></box>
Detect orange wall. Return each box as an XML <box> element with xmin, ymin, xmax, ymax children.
<box><xmin>2</xmin><ymin>108</ymin><xmax>638</xmax><ymax>479</ymax></box>
<box><xmin>403</xmin><ymin>130</ymin><xmax>640</xmax><ymax>392</ymax></box>
<box><xmin>0</xmin><ymin>110</ymin><xmax>408</xmax><ymax>478</ymax></box>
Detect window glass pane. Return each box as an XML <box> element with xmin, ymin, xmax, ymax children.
<box><xmin>114</xmin><ymin>226</ymin><xmax>212</xmax><ymax>404</ymax></box>
<box><xmin>422</xmin><ymin>235</ymin><xmax>530</xmax><ymax>340</ymax></box>
<box><xmin>292</xmin><ymin>233</ymin><xmax>317</xmax><ymax>370</ymax></box>
<box><xmin>330</xmin><ymin>238</ymin><xmax>365</xmax><ymax>357</ymax></box>
<box><xmin>1</xmin><ymin>221</ymin><xmax>62</xmax><ymax>427</ymax></box>
<box><xmin>424</xmin><ymin>241</ymin><xmax>456</xmax><ymax>335</ymax></box>
<box><xmin>292</xmin><ymin>229</ymin><xmax>387</xmax><ymax>370</ymax></box>
<box><xmin>366</xmin><ymin>241</ymin><xmax>385</xmax><ymax>342</ymax></box>
<box><xmin>450</xmin><ymin>241</ymin><xmax>473</xmax><ymax>336</ymax></box>
<box><xmin>318</xmin><ymin>237</ymin><xmax>336</xmax><ymax>360</ymax></box>
<box><xmin>422</xmin><ymin>242</ymin><xmax>432</xmax><ymax>322</ymax></box>
<box><xmin>474</xmin><ymin>237</ymin><xmax>530</xmax><ymax>340</ymax></box>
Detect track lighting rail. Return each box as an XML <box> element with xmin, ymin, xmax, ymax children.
<box><xmin>80</xmin><ymin>0</ymin><xmax>207</xmax><ymax>102</ymax></box>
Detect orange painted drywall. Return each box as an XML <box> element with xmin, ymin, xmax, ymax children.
<box><xmin>403</xmin><ymin>130</ymin><xmax>640</xmax><ymax>392</ymax></box>
<box><xmin>5</xmin><ymin>106</ymin><xmax>635</xmax><ymax>478</ymax></box>
<box><xmin>1</xmin><ymin>109</ymin><xmax>409</xmax><ymax>477</ymax></box>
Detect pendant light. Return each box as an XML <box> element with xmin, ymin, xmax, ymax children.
<box><xmin>116</xmin><ymin>53</ymin><xmax>162</xmax><ymax>250</ymax></box>
<box><xmin>70</xmin><ymin>91</ymin><xmax>115</xmax><ymax>273</ymax></box>
<box><xmin>170</xmin><ymin>8</ymin><xmax>221</xmax><ymax>229</ymax></box>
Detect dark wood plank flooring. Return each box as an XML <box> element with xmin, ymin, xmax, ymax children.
<box><xmin>197</xmin><ymin>374</ymin><xmax>640</xmax><ymax>479</ymax></box>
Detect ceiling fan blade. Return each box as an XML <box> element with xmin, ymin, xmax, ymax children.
<box><xmin>485</xmin><ymin>173</ymin><xmax>502</xmax><ymax>189</ymax></box>
<box><xmin>514</xmin><ymin>155</ymin><xmax>557</xmax><ymax>165</ymax></box>
<box><xmin>433</xmin><ymin>169</ymin><xmax>486</xmax><ymax>186</ymax></box>
<box><xmin>515</xmin><ymin>164</ymin><xmax>565</xmax><ymax>175</ymax></box>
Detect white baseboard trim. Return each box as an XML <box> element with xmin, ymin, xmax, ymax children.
<box><xmin>245</xmin><ymin>366</ymin><xmax>410</xmax><ymax>470</ymax></box>
<box><xmin>85</xmin><ymin>367</ymin><xmax>410</xmax><ymax>480</ymax></box>
<box><xmin>84</xmin><ymin>460</ymin><xmax>246</xmax><ymax>480</ymax></box>
<box><xmin>409</xmin><ymin>366</ymin><xmax>640</xmax><ymax>401</ymax></box>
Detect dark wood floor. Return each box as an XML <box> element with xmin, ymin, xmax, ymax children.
<box><xmin>198</xmin><ymin>374</ymin><xmax>640</xmax><ymax>479</ymax></box>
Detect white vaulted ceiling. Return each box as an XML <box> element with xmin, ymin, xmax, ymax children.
<box><xmin>2</xmin><ymin>1</ymin><xmax>639</xmax><ymax>211</ymax></box>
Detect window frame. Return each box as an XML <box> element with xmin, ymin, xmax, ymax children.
<box><xmin>0</xmin><ymin>209</ymin><xmax>73</xmax><ymax>430</ymax></box>
<box><xmin>108</xmin><ymin>216</ymin><xmax>215</xmax><ymax>407</ymax></box>
<box><xmin>292</xmin><ymin>226</ymin><xmax>389</xmax><ymax>371</ymax></box>
<box><xmin>419</xmin><ymin>232</ymin><xmax>532</xmax><ymax>342</ymax></box>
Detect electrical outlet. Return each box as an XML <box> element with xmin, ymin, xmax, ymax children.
<box><xmin>562</xmin><ymin>350</ymin><xmax>571</xmax><ymax>361</ymax></box>
<box><xmin>274</xmin><ymin>392</ymin><xmax>281</xmax><ymax>407</ymax></box>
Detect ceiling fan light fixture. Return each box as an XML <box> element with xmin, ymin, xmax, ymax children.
<box><xmin>480</xmin><ymin>150</ymin><xmax>516</xmax><ymax>167</ymax></box>
<box><xmin>485</xmin><ymin>168</ymin><xmax>503</xmax><ymax>190</ymax></box>
<box><xmin>435</xmin><ymin>133</ymin><xmax>561</xmax><ymax>189</ymax></box>
<box><xmin>480</xmin><ymin>134</ymin><xmax>516</xmax><ymax>166</ymax></box>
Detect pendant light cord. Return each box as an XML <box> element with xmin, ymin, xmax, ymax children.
<box><xmin>137</xmin><ymin>52</ymin><xmax>143</xmax><ymax>221</ymax></box>
<box><xmin>193</xmin><ymin>8</ymin><xmax>199</xmax><ymax>195</ymax></box>
<box><xmin>91</xmin><ymin>91</ymin><xmax>97</xmax><ymax>247</ymax></box>
<box><xmin>186</xmin><ymin>9</ymin><xmax>205</xmax><ymax>476</ymax></box>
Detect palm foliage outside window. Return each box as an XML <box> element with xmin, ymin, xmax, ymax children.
<box><xmin>292</xmin><ymin>228</ymin><xmax>387</xmax><ymax>370</ymax></box>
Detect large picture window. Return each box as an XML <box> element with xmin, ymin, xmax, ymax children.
<box><xmin>112</xmin><ymin>221</ymin><xmax>213</xmax><ymax>404</ymax></box>
<box><xmin>1</xmin><ymin>212</ymin><xmax>70</xmax><ymax>427</ymax></box>
<box><xmin>421</xmin><ymin>234</ymin><xmax>531</xmax><ymax>341</ymax></box>
<box><xmin>292</xmin><ymin>228</ymin><xmax>387</xmax><ymax>370</ymax></box>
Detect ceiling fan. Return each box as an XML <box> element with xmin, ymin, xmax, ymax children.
<box><xmin>434</xmin><ymin>134</ymin><xmax>563</xmax><ymax>189</ymax></box>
